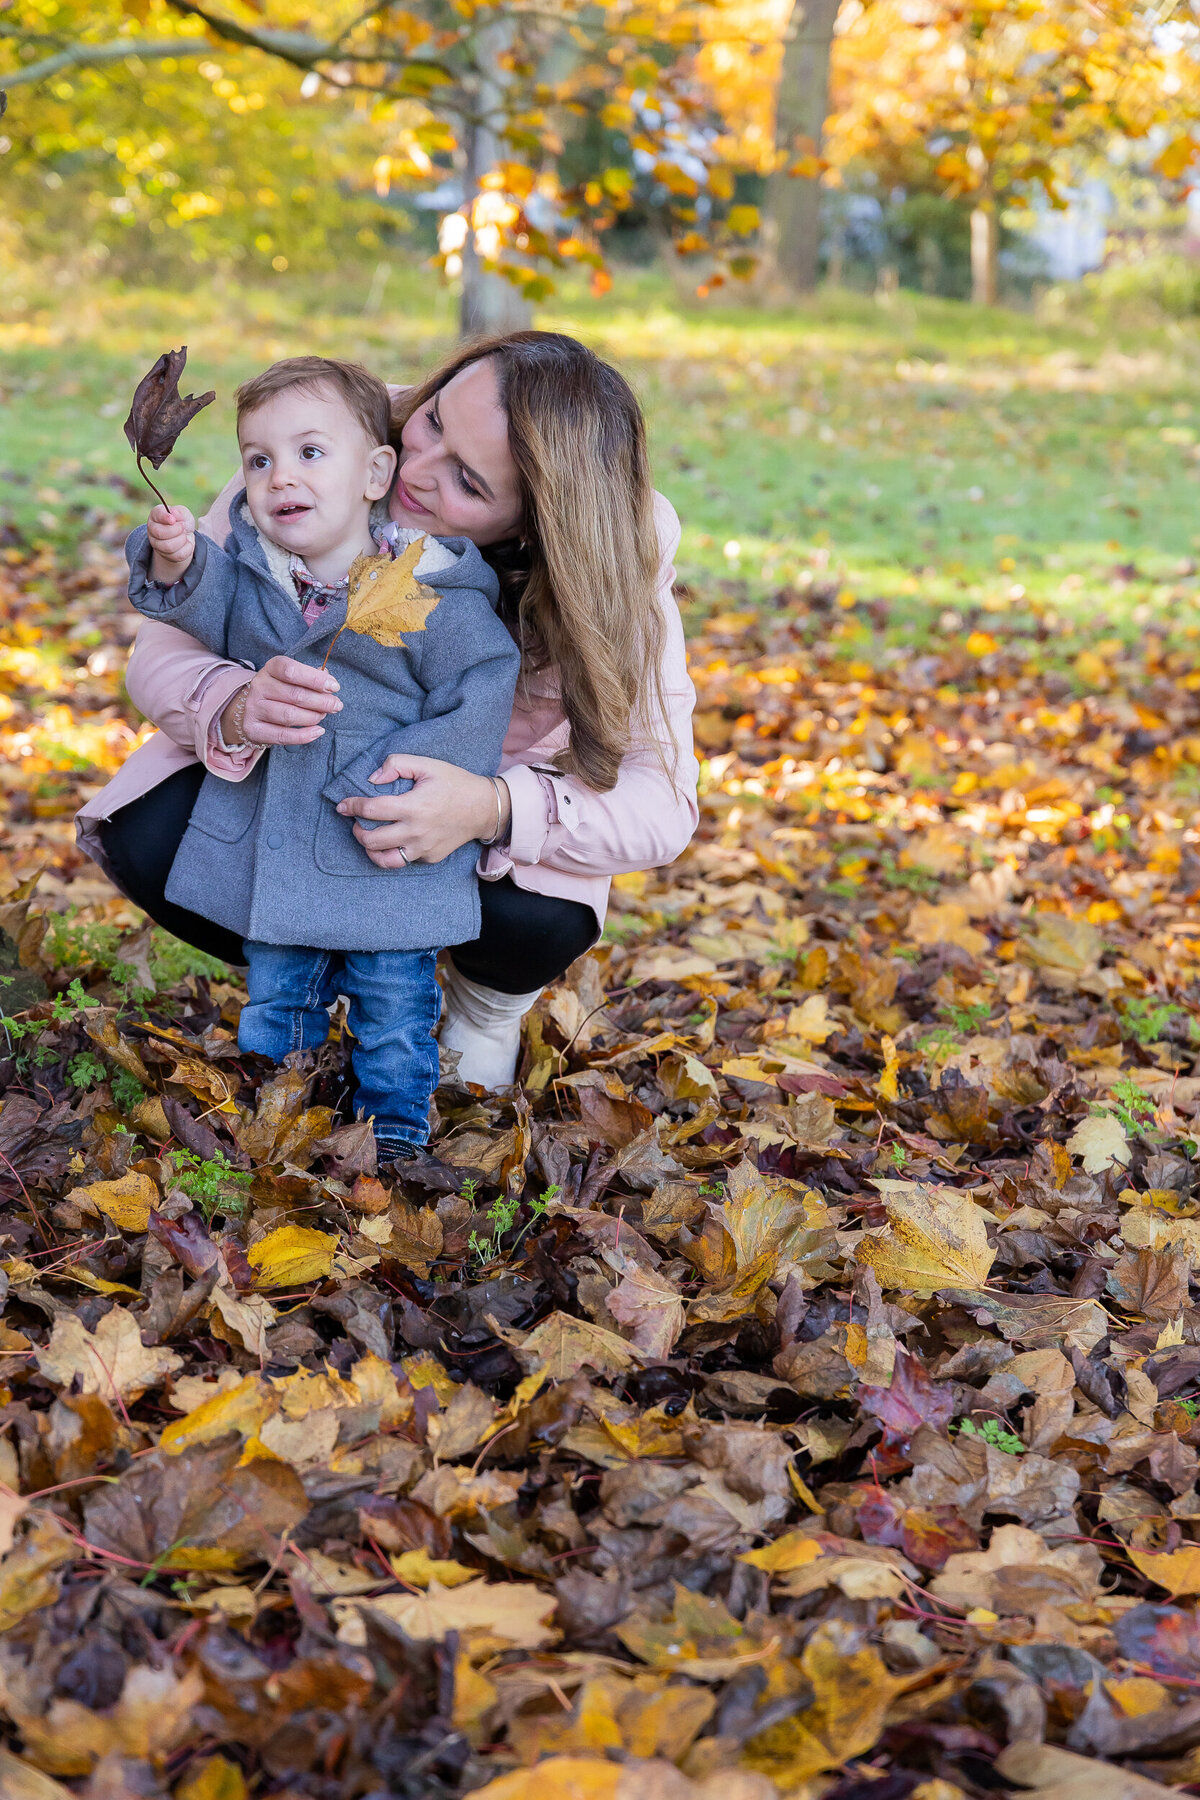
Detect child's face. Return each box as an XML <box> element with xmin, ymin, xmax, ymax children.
<box><xmin>238</xmin><ymin>385</ymin><xmax>396</xmax><ymax>562</ymax></box>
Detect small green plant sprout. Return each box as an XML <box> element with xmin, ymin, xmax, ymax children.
<box><xmin>467</xmin><ymin>1186</ymin><xmax>559</xmax><ymax>1268</ymax></box>
<box><xmin>1114</xmin><ymin>994</ymin><xmax>1180</xmax><ymax>1047</ymax></box>
<box><xmin>49</xmin><ymin>978</ymin><xmax>100</xmax><ymax>1025</ymax></box>
<box><xmin>467</xmin><ymin>1195</ymin><xmax>519</xmax><ymax>1268</ymax></box>
<box><xmin>165</xmin><ymin>1149</ymin><xmax>253</xmax><ymax>1223</ymax></box>
<box><xmin>111</xmin><ymin>1069</ymin><xmax>147</xmax><ymax>1113</ymax></box>
<box><xmin>956</xmin><ymin>1417</ymin><xmax>1025</xmax><ymax>1455</ymax></box>
<box><xmin>916</xmin><ymin>1025</ymin><xmax>961</xmax><ymax>1059</ymax></box>
<box><xmin>698</xmin><ymin>1179</ymin><xmax>726</xmax><ymax>1199</ymax></box>
<box><xmin>67</xmin><ymin>1050</ymin><xmax>108</xmax><ymax>1092</ymax></box>
<box><xmin>938</xmin><ymin>1000</ymin><xmax>991</xmax><ymax>1034</ymax></box>
<box><xmin>882</xmin><ymin>1141</ymin><xmax>907</xmax><ymax>1172</ymax></box>
<box><xmin>1104</xmin><ymin>1075</ymin><xmax>1157</xmax><ymax>1137</ymax></box>
<box><xmin>1178</xmin><ymin>1396</ymin><xmax>1200</xmax><ymax>1421</ymax></box>
<box><xmin>878</xmin><ymin>851</ymin><xmax>939</xmax><ymax>897</ymax></box>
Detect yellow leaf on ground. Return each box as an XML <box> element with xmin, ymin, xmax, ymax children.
<box><xmin>740</xmin><ymin>1531</ymin><xmax>825</xmax><ymax>1574</ymax></box>
<box><xmin>1066</xmin><ymin>1111</ymin><xmax>1131</xmax><ymax>1174</ymax></box>
<box><xmin>160</xmin><ymin>1374</ymin><xmax>274</xmax><ymax>1455</ymax></box>
<box><xmin>0</xmin><ymin>1517</ymin><xmax>75</xmax><ymax>1632</ymax></box>
<box><xmin>907</xmin><ymin>901</ymin><xmax>988</xmax><ymax>959</ymax></box>
<box><xmin>175</xmin><ymin>1752</ymin><xmax>249</xmax><ymax>1800</ymax></box>
<box><xmin>248</xmin><ymin>1224</ymin><xmax>338</xmax><ymax>1287</ymax></box>
<box><xmin>786</xmin><ymin>993</ymin><xmax>836</xmax><ymax>1044</ymax></box>
<box><xmin>1127</xmin><ymin>1542</ymin><xmax>1200</xmax><ymax>1596</ymax></box>
<box><xmin>743</xmin><ymin>1621</ymin><xmax>898</xmax><ymax>1782</ymax></box>
<box><xmin>507</xmin><ymin>1311</ymin><xmax>644</xmax><ymax>1380</ymax></box>
<box><xmin>66</xmin><ymin>1172</ymin><xmax>156</xmax><ymax>1232</ymax></box>
<box><xmin>390</xmin><ymin>1548</ymin><xmax>478</xmax><ymax>1588</ymax></box>
<box><xmin>351</xmin><ymin>1577</ymin><xmax>557</xmax><ymax>1647</ymax></box>
<box><xmin>468</xmin><ymin>1762</ymin><xmax>620</xmax><ymax>1800</ymax></box>
<box><xmin>856</xmin><ymin>1181</ymin><xmax>995</xmax><ymax>1295</ymax></box>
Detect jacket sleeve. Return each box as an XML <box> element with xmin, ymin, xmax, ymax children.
<box><xmin>126</xmin><ymin>528</ymin><xmax>238</xmax><ymax>660</ymax></box>
<box><xmin>124</xmin><ymin>621</ymin><xmax>262</xmax><ymax>780</ymax></box>
<box><xmin>482</xmin><ymin>491</ymin><xmax>699</xmax><ymax>880</ymax></box>
<box><xmin>320</xmin><ymin>593</ymin><xmax>522</xmax><ymax>807</ymax></box>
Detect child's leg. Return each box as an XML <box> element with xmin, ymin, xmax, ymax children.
<box><xmin>339</xmin><ymin>949</ymin><xmax>440</xmax><ymax>1162</ymax></box>
<box><xmin>239</xmin><ymin>943</ymin><xmax>342</xmax><ymax>1060</ymax></box>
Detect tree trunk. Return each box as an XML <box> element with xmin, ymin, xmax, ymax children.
<box><xmin>765</xmin><ymin>0</ymin><xmax>843</xmax><ymax>293</ymax></box>
<box><xmin>970</xmin><ymin>200</ymin><xmax>998</xmax><ymax>306</ymax></box>
<box><xmin>459</xmin><ymin>19</ymin><xmax>532</xmax><ymax>340</ymax></box>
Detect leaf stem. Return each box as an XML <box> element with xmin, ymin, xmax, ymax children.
<box><xmin>136</xmin><ymin>454</ymin><xmax>170</xmax><ymax>511</ymax></box>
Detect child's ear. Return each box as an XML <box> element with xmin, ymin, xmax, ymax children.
<box><xmin>365</xmin><ymin>444</ymin><xmax>398</xmax><ymax>502</ymax></box>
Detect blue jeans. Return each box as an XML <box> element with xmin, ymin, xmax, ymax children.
<box><xmin>239</xmin><ymin>943</ymin><xmax>440</xmax><ymax>1153</ymax></box>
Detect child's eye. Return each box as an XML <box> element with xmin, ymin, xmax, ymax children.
<box><xmin>248</xmin><ymin>454</ymin><xmax>270</xmax><ymax>471</ymax></box>
<box><xmin>299</xmin><ymin>444</ymin><xmax>324</xmax><ymax>461</ymax></box>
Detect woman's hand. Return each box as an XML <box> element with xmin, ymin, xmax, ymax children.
<box><xmin>335</xmin><ymin>756</ymin><xmax>510</xmax><ymax>867</ymax></box>
<box><xmin>222</xmin><ymin>657</ymin><xmax>343</xmax><ymax>748</ymax></box>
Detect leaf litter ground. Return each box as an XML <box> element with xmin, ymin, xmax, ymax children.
<box><xmin>7</xmin><ymin>520</ymin><xmax>1200</xmax><ymax>1797</ymax></box>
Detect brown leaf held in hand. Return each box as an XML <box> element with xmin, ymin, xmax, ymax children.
<box><xmin>123</xmin><ymin>345</ymin><xmax>215</xmax><ymax>507</ymax></box>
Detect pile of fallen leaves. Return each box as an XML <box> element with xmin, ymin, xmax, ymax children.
<box><xmin>7</xmin><ymin>526</ymin><xmax>1200</xmax><ymax>1799</ymax></box>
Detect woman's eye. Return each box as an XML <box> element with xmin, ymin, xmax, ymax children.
<box><xmin>424</xmin><ymin>405</ymin><xmax>442</xmax><ymax>435</ymax></box>
<box><xmin>455</xmin><ymin>466</ymin><xmax>480</xmax><ymax>499</ymax></box>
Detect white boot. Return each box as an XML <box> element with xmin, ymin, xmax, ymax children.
<box><xmin>438</xmin><ymin>962</ymin><xmax>543</xmax><ymax>1091</ymax></box>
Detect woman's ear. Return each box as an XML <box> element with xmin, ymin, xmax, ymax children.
<box><xmin>365</xmin><ymin>443</ymin><xmax>398</xmax><ymax>501</ymax></box>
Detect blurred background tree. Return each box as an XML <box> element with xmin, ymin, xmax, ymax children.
<box><xmin>3</xmin><ymin>0</ymin><xmax>1200</xmax><ymax>319</ymax></box>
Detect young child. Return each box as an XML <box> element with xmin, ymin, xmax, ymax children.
<box><xmin>126</xmin><ymin>356</ymin><xmax>520</xmax><ymax>1165</ymax></box>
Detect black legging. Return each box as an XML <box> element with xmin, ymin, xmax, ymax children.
<box><xmin>98</xmin><ymin>763</ymin><xmax>599</xmax><ymax>994</ymax></box>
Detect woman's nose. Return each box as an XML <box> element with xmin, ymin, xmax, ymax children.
<box><xmin>401</xmin><ymin>448</ymin><xmax>436</xmax><ymax>492</ymax></box>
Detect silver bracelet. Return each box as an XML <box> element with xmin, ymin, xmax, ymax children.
<box><xmin>485</xmin><ymin>775</ymin><xmax>507</xmax><ymax>846</ymax></box>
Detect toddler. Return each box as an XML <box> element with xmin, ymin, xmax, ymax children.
<box><xmin>126</xmin><ymin>356</ymin><xmax>520</xmax><ymax>1165</ymax></box>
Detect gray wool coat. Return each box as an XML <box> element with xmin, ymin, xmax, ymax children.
<box><xmin>126</xmin><ymin>496</ymin><xmax>520</xmax><ymax>952</ymax></box>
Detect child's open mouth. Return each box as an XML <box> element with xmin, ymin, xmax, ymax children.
<box><xmin>273</xmin><ymin>503</ymin><xmax>312</xmax><ymax>521</ymax></box>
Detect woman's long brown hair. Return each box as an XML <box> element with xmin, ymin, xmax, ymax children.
<box><xmin>393</xmin><ymin>331</ymin><xmax>669</xmax><ymax>795</ymax></box>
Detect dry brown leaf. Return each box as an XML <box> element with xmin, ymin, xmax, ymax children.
<box><xmin>36</xmin><ymin>1306</ymin><xmax>182</xmax><ymax>1401</ymax></box>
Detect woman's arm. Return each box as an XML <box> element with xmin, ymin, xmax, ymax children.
<box><xmin>125</xmin><ymin>624</ymin><xmax>343</xmax><ymax>778</ymax></box>
<box><xmin>337</xmin><ymin>493</ymin><xmax>699</xmax><ymax>873</ymax></box>
<box><xmin>125</xmin><ymin>619</ymin><xmax>259</xmax><ymax>773</ymax></box>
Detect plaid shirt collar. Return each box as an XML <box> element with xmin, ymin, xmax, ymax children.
<box><xmin>290</xmin><ymin>523</ymin><xmax>398</xmax><ymax>626</ymax></box>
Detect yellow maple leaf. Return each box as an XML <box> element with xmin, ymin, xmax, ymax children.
<box><xmin>325</xmin><ymin>537</ymin><xmax>442</xmax><ymax>669</ymax></box>
<box><xmin>248</xmin><ymin>1224</ymin><xmax>338</xmax><ymax>1288</ymax></box>
<box><xmin>856</xmin><ymin>1181</ymin><xmax>995</xmax><ymax>1295</ymax></box>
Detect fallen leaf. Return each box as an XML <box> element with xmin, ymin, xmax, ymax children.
<box><xmin>66</xmin><ymin>1172</ymin><xmax>156</xmax><ymax>1232</ymax></box>
<box><xmin>248</xmin><ymin>1224</ymin><xmax>339</xmax><ymax>1288</ymax></box>
<box><xmin>1067</xmin><ymin>1111</ymin><xmax>1132</xmax><ymax>1174</ymax></box>
<box><xmin>36</xmin><ymin>1306</ymin><xmax>182</xmax><ymax>1401</ymax></box>
<box><xmin>856</xmin><ymin>1182</ymin><xmax>995</xmax><ymax>1293</ymax></box>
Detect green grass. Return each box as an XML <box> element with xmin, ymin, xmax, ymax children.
<box><xmin>5</xmin><ymin>259</ymin><xmax>1200</xmax><ymax>645</ymax></box>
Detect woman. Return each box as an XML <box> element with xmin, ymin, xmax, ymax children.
<box><xmin>77</xmin><ymin>330</ymin><xmax>698</xmax><ymax>1089</ymax></box>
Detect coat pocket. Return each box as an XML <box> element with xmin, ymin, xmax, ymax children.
<box><xmin>314</xmin><ymin>731</ymin><xmax>431</xmax><ymax>878</ymax></box>
<box><xmin>187</xmin><ymin>764</ymin><xmax>263</xmax><ymax>845</ymax></box>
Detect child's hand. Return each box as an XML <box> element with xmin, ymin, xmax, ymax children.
<box><xmin>147</xmin><ymin>504</ymin><xmax>196</xmax><ymax>583</ymax></box>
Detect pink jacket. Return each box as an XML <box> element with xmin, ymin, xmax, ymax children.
<box><xmin>76</xmin><ymin>486</ymin><xmax>698</xmax><ymax>928</ymax></box>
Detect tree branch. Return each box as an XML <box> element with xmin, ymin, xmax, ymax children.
<box><xmin>2</xmin><ymin>36</ymin><xmax>213</xmax><ymax>89</ymax></box>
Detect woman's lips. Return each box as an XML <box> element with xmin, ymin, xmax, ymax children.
<box><xmin>396</xmin><ymin>475</ymin><xmax>432</xmax><ymax>516</ymax></box>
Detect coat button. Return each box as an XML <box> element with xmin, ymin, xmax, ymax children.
<box><xmin>267</xmin><ymin>832</ymin><xmax>283</xmax><ymax>849</ymax></box>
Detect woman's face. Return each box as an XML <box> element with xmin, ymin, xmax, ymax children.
<box><xmin>391</xmin><ymin>357</ymin><xmax>523</xmax><ymax>546</ymax></box>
